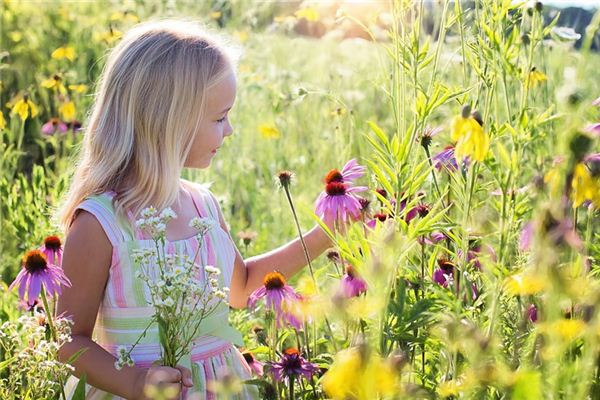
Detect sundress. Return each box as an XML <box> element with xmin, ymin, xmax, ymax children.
<box><xmin>63</xmin><ymin>181</ymin><xmax>258</xmax><ymax>399</ymax></box>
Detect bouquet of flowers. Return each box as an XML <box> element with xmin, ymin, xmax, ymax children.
<box><xmin>115</xmin><ymin>207</ymin><xmax>229</xmax><ymax>369</ymax></box>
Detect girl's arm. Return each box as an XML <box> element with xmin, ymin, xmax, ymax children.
<box><xmin>212</xmin><ymin>197</ymin><xmax>335</xmax><ymax>309</ymax></box>
<box><xmin>56</xmin><ymin>211</ymin><xmax>145</xmax><ymax>398</ymax></box>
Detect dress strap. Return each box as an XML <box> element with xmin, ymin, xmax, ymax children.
<box><xmin>74</xmin><ymin>192</ymin><xmax>135</xmax><ymax>247</ymax></box>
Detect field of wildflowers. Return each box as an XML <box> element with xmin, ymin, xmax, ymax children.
<box><xmin>1</xmin><ymin>0</ymin><xmax>600</xmax><ymax>398</ymax></box>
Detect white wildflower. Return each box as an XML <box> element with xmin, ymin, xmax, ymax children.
<box><xmin>163</xmin><ymin>297</ymin><xmax>175</xmax><ymax>307</ymax></box>
<box><xmin>159</xmin><ymin>207</ymin><xmax>177</xmax><ymax>222</ymax></box>
<box><xmin>204</xmin><ymin>265</ymin><xmax>221</xmax><ymax>275</ymax></box>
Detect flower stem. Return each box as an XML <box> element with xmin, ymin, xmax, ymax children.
<box><xmin>282</xmin><ymin>185</ymin><xmax>316</xmax><ymax>285</ymax></box>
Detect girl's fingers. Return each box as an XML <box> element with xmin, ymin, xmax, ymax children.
<box><xmin>175</xmin><ymin>364</ymin><xmax>194</xmax><ymax>387</ymax></box>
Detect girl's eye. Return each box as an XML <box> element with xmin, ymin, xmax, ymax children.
<box><xmin>216</xmin><ymin>116</ymin><xmax>227</xmax><ymax>123</ymax></box>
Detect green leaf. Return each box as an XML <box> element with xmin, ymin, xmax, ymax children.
<box><xmin>512</xmin><ymin>370</ymin><xmax>541</xmax><ymax>400</ymax></box>
<box><xmin>71</xmin><ymin>374</ymin><xmax>87</xmax><ymax>400</ymax></box>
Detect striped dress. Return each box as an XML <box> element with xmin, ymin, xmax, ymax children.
<box><xmin>64</xmin><ymin>181</ymin><xmax>258</xmax><ymax>399</ymax></box>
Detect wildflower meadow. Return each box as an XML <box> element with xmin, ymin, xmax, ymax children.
<box><xmin>1</xmin><ymin>0</ymin><xmax>600</xmax><ymax>399</ymax></box>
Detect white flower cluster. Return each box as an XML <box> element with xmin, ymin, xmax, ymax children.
<box><xmin>0</xmin><ymin>313</ymin><xmax>75</xmax><ymax>397</ymax></box>
<box><xmin>114</xmin><ymin>345</ymin><xmax>135</xmax><ymax>370</ymax></box>
<box><xmin>122</xmin><ymin>206</ymin><xmax>229</xmax><ymax>367</ymax></box>
<box><xmin>135</xmin><ymin>206</ymin><xmax>177</xmax><ymax>240</ymax></box>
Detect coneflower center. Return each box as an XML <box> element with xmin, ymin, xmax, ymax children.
<box><xmin>324</xmin><ymin>169</ymin><xmax>343</xmax><ymax>184</ymax></box>
<box><xmin>44</xmin><ymin>235</ymin><xmax>62</xmax><ymax>251</ymax></box>
<box><xmin>374</xmin><ymin>213</ymin><xmax>388</xmax><ymax>222</ymax></box>
<box><xmin>437</xmin><ymin>258</ymin><xmax>455</xmax><ymax>272</ymax></box>
<box><xmin>264</xmin><ymin>271</ymin><xmax>286</xmax><ymax>289</ymax></box>
<box><xmin>345</xmin><ymin>265</ymin><xmax>357</xmax><ymax>278</ymax></box>
<box><xmin>242</xmin><ymin>352</ymin><xmax>255</xmax><ymax>363</ymax></box>
<box><xmin>23</xmin><ymin>250</ymin><xmax>48</xmax><ymax>274</ymax></box>
<box><xmin>325</xmin><ymin>182</ymin><xmax>347</xmax><ymax>196</ymax></box>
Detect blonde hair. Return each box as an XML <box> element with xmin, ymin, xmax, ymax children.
<box><xmin>55</xmin><ymin>19</ymin><xmax>239</xmax><ymax>233</ymax></box>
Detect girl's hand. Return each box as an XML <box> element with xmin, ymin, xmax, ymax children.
<box><xmin>132</xmin><ymin>365</ymin><xmax>193</xmax><ymax>400</ymax></box>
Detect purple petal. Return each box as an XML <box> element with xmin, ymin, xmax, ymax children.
<box><xmin>247</xmin><ymin>286</ymin><xmax>266</xmax><ymax>308</ymax></box>
<box><xmin>341</xmin><ymin>159</ymin><xmax>366</xmax><ymax>182</ymax></box>
<box><xmin>592</xmin><ymin>97</ymin><xmax>600</xmax><ymax>106</ymax></box>
<box><xmin>28</xmin><ymin>274</ymin><xmax>42</xmax><ymax>302</ymax></box>
<box><xmin>519</xmin><ymin>222</ymin><xmax>534</xmax><ymax>251</ymax></box>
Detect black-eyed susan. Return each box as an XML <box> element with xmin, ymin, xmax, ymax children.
<box><xmin>11</xmin><ymin>95</ymin><xmax>38</xmax><ymax>121</ymax></box>
<box><xmin>41</xmin><ymin>74</ymin><xmax>67</xmax><ymax>94</ymax></box>
<box><xmin>58</xmin><ymin>100</ymin><xmax>76</xmax><ymax>121</ymax></box>
<box><xmin>451</xmin><ymin>106</ymin><xmax>489</xmax><ymax>162</ymax></box>
<box><xmin>571</xmin><ymin>160</ymin><xmax>600</xmax><ymax>208</ymax></box>
<box><xmin>526</xmin><ymin>67</ymin><xmax>547</xmax><ymax>88</ymax></box>
<box><xmin>51</xmin><ymin>46</ymin><xmax>75</xmax><ymax>62</ymax></box>
<box><xmin>68</xmin><ymin>84</ymin><xmax>88</xmax><ymax>93</ymax></box>
<box><xmin>258</xmin><ymin>123</ymin><xmax>280</xmax><ymax>139</ymax></box>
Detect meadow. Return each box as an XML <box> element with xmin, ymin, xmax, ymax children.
<box><xmin>1</xmin><ymin>0</ymin><xmax>600</xmax><ymax>398</ymax></box>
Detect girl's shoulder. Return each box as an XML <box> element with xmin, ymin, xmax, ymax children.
<box><xmin>180</xmin><ymin>178</ymin><xmax>222</xmax><ymax>216</ymax></box>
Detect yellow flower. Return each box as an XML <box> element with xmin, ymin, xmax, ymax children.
<box><xmin>322</xmin><ymin>347</ymin><xmax>398</xmax><ymax>400</ymax></box>
<box><xmin>0</xmin><ymin>111</ymin><xmax>6</xmax><ymax>130</ymax></box>
<box><xmin>11</xmin><ymin>97</ymin><xmax>38</xmax><ymax>121</ymax></box>
<box><xmin>234</xmin><ymin>30</ymin><xmax>249</xmax><ymax>43</ymax></box>
<box><xmin>41</xmin><ymin>75</ymin><xmax>67</xmax><ymax>94</ymax></box>
<box><xmin>295</xmin><ymin>7</ymin><xmax>320</xmax><ymax>22</ymax></box>
<box><xmin>109</xmin><ymin>11</ymin><xmax>139</xmax><ymax>23</ymax></box>
<box><xmin>97</xmin><ymin>28</ymin><xmax>123</xmax><ymax>44</ymax></box>
<box><xmin>51</xmin><ymin>46</ymin><xmax>75</xmax><ymax>62</ymax></box>
<box><xmin>553</xmin><ymin>319</ymin><xmax>585</xmax><ymax>341</ymax></box>
<box><xmin>210</xmin><ymin>10</ymin><xmax>222</xmax><ymax>19</ymax></box>
<box><xmin>505</xmin><ymin>272</ymin><xmax>546</xmax><ymax>296</ymax></box>
<box><xmin>258</xmin><ymin>123</ymin><xmax>280</xmax><ymax>139</ymax></box>
<box><xmin>68</xmin><ymin>84</ymin><xmax>88</xmax><ymax>93</ymax></box>
<box><xmin>571</xmin><ymin>163</ymin><xmax>600</xmax><ymax>208</ymax></box>
<box><xmin>451</xmin><ymin>116</ymin><xmax>489</xmax><ymax>162</ymax></box>
<box><xmin>526</xmin><ymin>68</ymin><xmax>547</xmax><ymax>88</ymax></box>
<box><xmin>59</xmin><ymin>101</ymin><xmax>76</xmax><ymax>121</ymax></box>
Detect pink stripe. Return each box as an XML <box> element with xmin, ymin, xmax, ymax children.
<box><xmin>189</xmin><ymin>187</ymin><xmax>209</xmax><ymax>218</ymax></box>
<box><xmin>110</xmin><ymin>248</ymin><xmax>128</xmax><ymax>307</ymax></box>
<box><xmin>191</xmin><ymin>342</ymin><xmax>232</xmax><ymax>362</ymax></box>
<box><xmin>205</xmin><ymin>234</ymin><xmax>216</xmax><ymax>266</ymax></box>
<box><xmin>204</xmin><ymin>361</ymin><xmax>217</xmax><ymax>400</ymax></box>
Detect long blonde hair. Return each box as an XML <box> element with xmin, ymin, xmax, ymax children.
<box><xmin>55</xmin><ymin>19</ymin><xmax>239</xmax><ymax>233</ymax></box>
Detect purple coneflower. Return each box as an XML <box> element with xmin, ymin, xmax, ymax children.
<box><xmin>584</xmin><ymin>123</ymin><xmax>600</xmax><ymax>137</ymax></box>
<box><xmin>417</xmin><ymin>231</ymin><xmax>446</xmax><ymax>245</ymax></box>
<box><xmin>592</xmin><ymin>97</ymin><xmax>600</xmax><ymax>107</ymax></box>
<box><xmin>432</xmin><ymin>146</ymin><xmax>459</xmax><ymax>171</ymax></box>
<box><xmin>315</xmin><ymin>182</ymin><xmax>367</xmax><ymax>223</ymax></box>
<box><xmin>242</xmin><ymin>351</ymin><xmax>264</xmax><ymax>376</ymax></box>
<box><xmin>41</xmin><ymin>118</ymin><xmax>68</xmax><ymax>135</ymax></box>
<box><xmin>519</xmin><ymin>222</ymin><xmax>534</xmax><ymax>251</ymax></box>
<box><xmin>405</xmin><ymin>203</ymin><xmax>430</xmax><ymax>223</ymax></box>
<box><xmin>366</xmin><ymin>212</ymin><xmax>389</xmax><ymax>229</ymax></box>
<box><xmin>269</xmin><ymin>348</ymin><xmax>319</xmax><ymax>383</ymax></box>
<box><xmin>339</xmin><ymin>158</ymin><xmax>366</xmax><ymax>182</ymax></box>
<box><xmin>528</xmin><ymin>304</ymin><xmax>538</xmax><ymax>323</ymax></box>
<box><xmin>432</xmin><ymin>258</ymin><xmax>455</xmax><ymax>287</ymax></box>
<box><xmin>9</xmin><ymin>249</ymin><xmax>71</xmax><ymax>302</ymax></box>
<box><xmin>247</xmin><ymin>271</ymin><xmax>302</xmax><ymax>329</ymax></box>
<box><xmin>339</xmin><ymin>265</ymin><xmax>368</xmax><ymax>298</ymax></box>
<box><xmin>40</xmin><ymin>235</ymin><xmax>63</xmax><ymax>266</ymax></box>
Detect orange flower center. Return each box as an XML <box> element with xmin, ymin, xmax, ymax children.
<box><xmin>23</xmin><ymin>250</ymin><xmax>48</xmax><ymax>274</ymax></box>
<box><xmin>324</xmin><ymin>169</ymin><xmax>343</xmax><ymax>184</ymax></box>
<box><xmin>44</xmin><ymin>235</ymin><xmax>62</xmax><ymax>250</ymax></box>
<box><xmin>263</xmin><ymin>271</ymin><xmax>286</xmax><ymax>290</ymax></box>
<box><xmin>284</xmin><ymin>347</ymin><xmax>300</xmax><ymax>356</ymax></box>
<box><xmin>325</xmin><ymin>182</ymin><xmax>347</xmax><ymax>196</ymax></box>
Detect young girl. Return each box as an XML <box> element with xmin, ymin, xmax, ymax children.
<box><xmin>56</xmin><ymin>20</ymin><xmax>335</xmax><ymax>399</ymax></box>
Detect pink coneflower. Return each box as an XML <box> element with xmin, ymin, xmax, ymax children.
<box><xmin>432</xmin><ymin>146</ymin><xmax>459</xmax><ymax>171</ymax></box>
<box><xmin>315</xmin><ymin>182</ymin><xmax>367</xmax><ymax>223</ymax></box>
<box><xmin>432</xmin><ymin>258</ymin><xmax>455</xmax><ymax>287</ymax></box>
<box><xmin>584</xmin><ymin>123</ymin><xmax>600</xmax><ymax>137</ymax></box>
<box><xmin>40</xmin><ymin>235</ymin><xmax>63</xmax><ymax>266</ymax></box>
<box><xmin>9</xmin><ymin>249</ymin><xmax>71</xmax><ymax>302</ymax></box>
<box><xmin>528</xmin><ymin>304</ymin><xmax>538</xmax><ymax>323</ymax></box>
<box><xmin>242</xmin><ymin>351</ymin><xmax>264</xmax><ymax>376</ymax></box>
<box><xmin>247</xmin><ymin>271</ymin><xmax>302</xmax><ymax>329</ymax></box>
<box><xmin>339</xmin><ymin>265</ymin><xmax>368</xmax><ymax>298</ymax></box>
<box><xmin>269</xmin><ymin>348</ymin><xmax>319</xmax><ymax>383</ymax></box>
<box><xmin>417</xmin><ymin>231</ymin><xmax>446</xmax><ymax>245</ymax></box>
<box><xmin>405</xmin><ymin>203</ymin><xmax>430</xmax><ymax>223</ymax></box>
<box><xmin>340</xmin><ymin>158</ymin><xmax>366</xmax><ymax>182</ymax></box>
<box><xmin>592</xmin><ymin>97</ymin><xmax>600</xmax><ymax>107</ymax></box>
<box><xmin>366</xmin><ymin>212</ymin><xmax>389</xmax><ymax>229</ymax></box>
<box><xmin>41</xmin><ymin>118</ymin><xmax>68</xmax><ymax>135</ymax></box>
<box><xmin>519</xmin><ymin>222</ymin><xmax>534</xmax><ymax>251</ymax></box>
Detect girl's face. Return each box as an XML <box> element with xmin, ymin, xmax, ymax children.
<box><xmin>184</xmin><ymin>70</ymin><xmax>236</xmax><ymax>169</ymax></box>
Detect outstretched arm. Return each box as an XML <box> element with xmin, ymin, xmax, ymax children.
<box><xmin>210</xmin><ymin>197</ymin><xmax>334</xmax><ymax>309</ymax></box>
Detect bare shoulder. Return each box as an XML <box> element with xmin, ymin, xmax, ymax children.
<box><xmin>58</xmin><ymin>210</ymin><xmax>112</xmax><ymax>337</ymax></box>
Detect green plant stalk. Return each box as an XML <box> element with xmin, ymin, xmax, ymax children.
<box><xmin>40</xmin><ymin>287</ymin><xmax>67</xmax><ymax>400</ymax></box>
<box><xmin>282</xmin><ymin>185</ymin><xmax>316</xmax><ymax>285</ymax></box>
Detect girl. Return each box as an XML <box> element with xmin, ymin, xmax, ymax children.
<box><xmin>56</xmin><ymin>20</ymin><xmax>335</xmax><ymax>399</ymax></box>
